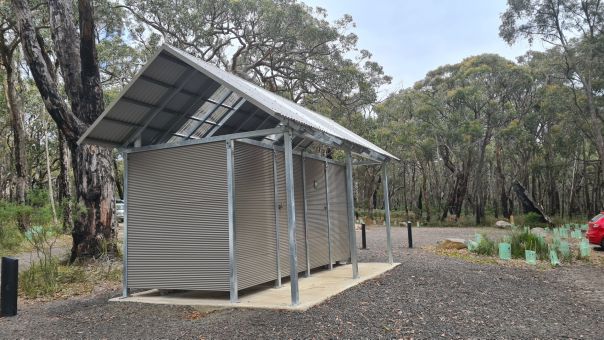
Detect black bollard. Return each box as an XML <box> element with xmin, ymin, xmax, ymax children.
<box><xmin>407</xmin><ymin>221</ymin><xmax>413</xmax><ymax>248</ymax></box>
<box><xmin>1</xmin><ymin>257</ymin><xmax>18</xmax><ymax>317</ymax></box>
<box><xmin>361</xmin><ymin>223</ymin><xmax>367</xmax><ymax>249</ymax></box>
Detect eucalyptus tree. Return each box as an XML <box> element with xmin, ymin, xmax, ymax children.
<box><xmin>116</xmin><ymin>0</ymin><xmax>390</xmax><ymax>116</ymax></box>
<box><xmin>0</xmin><ymin>5</ymin><xmax>29</xmax><ymax>230</ymax></box>
<box><xmin>12</xmin><ymin>0</ymin><xmax>116</xmax><ymax>261</ymax></box>
<box><xmin>501</xmin><ymin>0</ymin><xmax>604</xmax><ymax>210</ymax></box>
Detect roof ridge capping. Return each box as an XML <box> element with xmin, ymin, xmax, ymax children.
<box><xmin>78</xmin><ymin>43</ymin><xmax>399</xmax><ymax>161</ymax></box>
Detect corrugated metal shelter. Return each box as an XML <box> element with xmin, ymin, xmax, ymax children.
<box><xmin>79</xmin><ymin>44</ymin><xmax>397</xmax><ymax>306</ymax></box>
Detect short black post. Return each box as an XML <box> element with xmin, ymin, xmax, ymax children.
<box><xmin>1</xmin><ymin>257</ymin><xmax>18</xmax><ymax>317</ymax></box>
<box><xmin>361</xmin><ymin>223</ymin><xmax>367</xmax><ymax>249</ymax></box>
<box><xmin>407</xmin><ymin>221</ymin><xmax>413</xmax><ymax>248</ymax></box>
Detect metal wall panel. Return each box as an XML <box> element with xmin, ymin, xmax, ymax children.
<box><xmin>274</xmin><ymin>152</ymin><xmax>308</xmax><ymax>275</ymax></box>
<box><xmin>327</xmin><ymin>163</ymin><xmax>350</xmax><ymax>261</ymax></box>
<box><xmin>233</xmin><ymin>142</ymin><xmax>278</xmax><ymax>289</ymax></box>
<box><xmin>304</xmin><ymin>158</ymin><xmax>330</xmax><ymax>268</ymax></box>
<box><xmin>293</xmin><ymin>155</ymin><xmax>308</xmax><ymax>273</ymax></box>
<box><xmin>127</xmin><ymin>142</ymin><xmax>230</xmax><ymax>291</ymax></box>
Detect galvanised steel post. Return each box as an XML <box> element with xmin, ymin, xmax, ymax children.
<box><xmin>301</xmin><ymin>152</ymin><xmax>311</xmax><ymax>277</ymax></box>
<box><xmin>345</xmin><ymin>150</ymin><xmax>359</xmax><ymax>279</ymax></box>
<box><xmin>272</xmin><ymin>148</ymin><xmax>282</xmax><ymax>288</ymax></box>
<box><xmin>383</xmin><ymin>162</ymin><xmax>394</xmax><ymax>264</ymax></box>
<box><xmin>324</xmin><ymin>161</ymin><xmax>333</xmax><ymax>270</ymax></box>
<box><xmin>226</xmin><ymin>140</ymin><xmax>238</xmax><ymax>303</ymax></box>
<box><xmin>122</xmin><ymin>152</ymin><xmax>129</xmax><ymax>298</ymax></box>
<box><xmin>283</xmin><ymin>129</ymin><xmax>300</xmax><ymax>305</ymax></box>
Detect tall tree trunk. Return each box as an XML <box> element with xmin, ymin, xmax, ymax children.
<box><xmin>13</xmin><ymin>0</ymin><xmax>116</xmax><ymax>261</ymax></box>
<box><xmin>421</xmin><ymin>165</ymin><xmax>430</xmax><ymax>222</ymax></box>
<box><xmin>43</xmin><ymin>116</ymin><xmax>58</xmax><ymax>224</ymax></box>
<box><xmin>495</xmin><ymin>143</ymin><xmax>510</xmax><ymax>218</ymax></box>
<box><xmin>70</xmin><ymin>144</ymin><xmax>116</xmax><ymax>261</ymax></box>
<box><xmin>1</xmin><ymin>42</ymin><xmax>29</xmax><ymax>230</ymax></box>
<box><xmin>584</xmin><ymin>79</ymin><xmax>604</xmax><ymax>210</ymax></box>
<box><xmin>474</xmin><ymin>126</ymin><xmax>492</xmax><ymax>225</ymax></box>
<box><xmin>113</xmin><ymin>157</ymin><xmax>123</xmax><ymax>200</ymax></box>
<box><xmin>57</xmin><ymin>130</ymin><xmax>73</xmax><ymax>231</ymax></box>
<box><xmin>440</xmin><ymin>148</ymin><xmax>472</xmax><ymax>222</ymax></box>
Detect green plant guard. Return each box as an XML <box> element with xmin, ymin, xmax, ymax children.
<box><xmin>552</xmin><ymin>236</ymin><xmax>560</xmax><ymax>249</ymax></box>
<box><xmin>475</xmin><ymin>233</ymin><xmax>483</xmax><ymax>243</ymax></box>
<box><xmin>467</xmin><ymin>240</ymin><xmax>478</xmax><ymax>252</ymax></box>
<box><xmin>498</xmin><ymin>243</ymin><xmax>511</xmax><ymax>260</ymax></box>
<box><xmin>580</xmin><ymin>239</ymin><xmax>590</xmax><ymax>258</ymax></box>
<box><xmin>537</xmin><ymin>235</ymin><xmax>546</xmax><ymax>246</ymax></box>
<box><xmin>559</xmin><ymin>241</ymin><xmax>570</xmax><ymax>258</ymax></box>
<box><xmin>559</xmin><ymin>228</ymin><xmax>569</xmax><ymax>239</ymax></box>
<box><xmin>549</xmin><ymin>250</ymin><xmax>560</xmax><ymax>266</ymax></box>
<box><xmin>581</xmin><ymin>224</ymin><xmax>588</xmax><ymax>231</ymax></box>
<box><xmin>572</xmin><ymin>230</ymin><xmax>582</xmax><ymax>239</ymax></box>
<box><xmin>525</xmin><ymin>250</ymin><xmax>537</xmax><ymax>265</ymax></box>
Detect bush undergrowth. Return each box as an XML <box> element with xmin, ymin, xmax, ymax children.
<box><xmin>510</xmin><ymin>229</ymin><xmax>549</xmax><ymax>260</ymax></box>
<box><xmin>473</xmin><ymin>235</ymin><xmax>497</xmax><ymax>256</ymax></box>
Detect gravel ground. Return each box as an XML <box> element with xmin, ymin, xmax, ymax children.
<box><xmin>1</xmin><ymin>226</ymin><xmax>603</xmax><ymax>339</ymax></box>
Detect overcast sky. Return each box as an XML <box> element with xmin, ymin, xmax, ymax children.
<box><xmin>303</xmin><ymin>0</ymin><xmax>546</xmax><ymax>93</ymax></box>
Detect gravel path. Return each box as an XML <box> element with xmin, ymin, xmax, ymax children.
<box><xmin>1</xmin><ymin>226</ymin><xmax>602</xmax><ymax>339</ymax></box>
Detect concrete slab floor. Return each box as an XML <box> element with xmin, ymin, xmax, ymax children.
<box><xmin>110</xmin><ymin>262</ymin><xmax>399</xmax><ymax>311</ymax></box>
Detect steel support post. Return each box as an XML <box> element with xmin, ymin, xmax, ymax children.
<box><xmin>324</xmin><ymin>161</ymin><xmax>333</xmax><ymax>269</ymax></box>
<box><xmin>272</xmin><ymin>149</ymin><xmax>282</xmax><ymax>288</ymax></box>
<box><xmin>382</xmin><ymin>163</ymin><xmax>393</xmax><ymax>264</ymax></box>
<box><xmin>226</xmin><ymin>140</ymin><xmax>238</xmax><ymax>303</ymax></box>
<box><xmin>284</xmin><ymin>129</ymin><xmax>300</xmax><ymax>306</ymax></box>
<box><xmin>122</xmin><ymin>152</ymin><xmax>129</xmax><ymax>297</ymax></box>
<box><xmin>345</xmin><ymin>150</ymin><xmax>359</xmax><ymax>279</ymax></box>
<box><xmin>301</xmin><ymin>152</ymin><xmax>311</xmax><ymax>277</ymax></box>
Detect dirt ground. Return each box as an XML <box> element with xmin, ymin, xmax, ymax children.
<box><xmin>1</xmin><ymin>226</ymin><xmax>603</xmax><ymax>339</ymax></box>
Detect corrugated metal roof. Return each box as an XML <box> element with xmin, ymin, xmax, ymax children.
<box><xmin>79</xmin><ymin>44</ymin><xmax>397</xmax><ymax>160</ymax></box>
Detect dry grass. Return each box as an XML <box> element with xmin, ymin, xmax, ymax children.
<box><xmin>19</xmin><ymin>258</ymin><xmax>122</xmax><ymax>301</ymax></box>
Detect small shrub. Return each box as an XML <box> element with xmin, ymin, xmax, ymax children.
<box><xmin>471</xmin><ymin>234</ymin><xmax>497</xmax><ymax>256</ymax></box>
<box><xmin>20</xmin><ymin>260</ymin><xmax>60</xmax><ymax>297</ymax></box>
<box><xmin>510</xmin><ymin>229</ymin><xmax>548</xmax><ymax>260</ymax></box>
<box><xmin>0</xmin><ymin>224</ymin><xmax>24</xmax><ymax>254</ymax></box>
<box><xmin>524</xmin><ymin>212</ymin><xmax>544</xmax><ymax>226</ymax></box>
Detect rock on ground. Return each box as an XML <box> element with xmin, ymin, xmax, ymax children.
<box><xmin>437</xmin><ymin>238</ymin><xmax>467</xmax><ymax>250</ymax></box>
<box><xmin>495</xmin><ymin>220</ymin><xmax>513</xmax><ymax>228</ymax></box>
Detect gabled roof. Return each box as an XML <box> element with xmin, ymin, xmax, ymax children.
<box><xmin>79</xmin><ymin>44</ymin><xmax>397</xmax><ymax>161</ymax></box>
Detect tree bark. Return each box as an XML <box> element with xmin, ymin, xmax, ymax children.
<box><xmin>113</xmin><ymin>157</ymin><xmax>123</xmax><ymax>200</ymax></box>
<box><xmin>43</xmin><ymin>116</ymin><xmax>58</xmax><ymax>224</ymax></box>
<box><xmin>13</xmin><ymin>0</ymin><xmax>116</xmax><ymax>260</ymax></box>
<box><xmin>57</xmin><ymin>130</ymin><xmax>74</xmax><ymax>232</ymax></box>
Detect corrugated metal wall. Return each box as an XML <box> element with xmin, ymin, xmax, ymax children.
<box><xmin>234</xmin><ymin>142</ymin><xmax>350</xmax><ymax>288</ymax></box>
<box><xmin>327</xmin><ymin>163</ymin><xmax>351</xmax><ymax>262</ymax></box>
<box><xmin>127</xmin><ymin>142</ymin><xmax>230</xmax><ymax>291</ymax></box>
<box><xmin>126</xmin><ymin>140</ymin><xmax>350</xmax><ymax>293</ymax></box>
<box><xmin>304</xmin><ymin>158</ymin><xmax>330</xmax><ymax>268</ymax></box>
<box><xmin>233</xmin><ymin>143</ymin><xmax>278</xmax><ymax>289</ymax></box>
<box><xmin>274</xmin><ymin>151</ymin><xmax>307</xmax><ymax>276</ymax></box>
